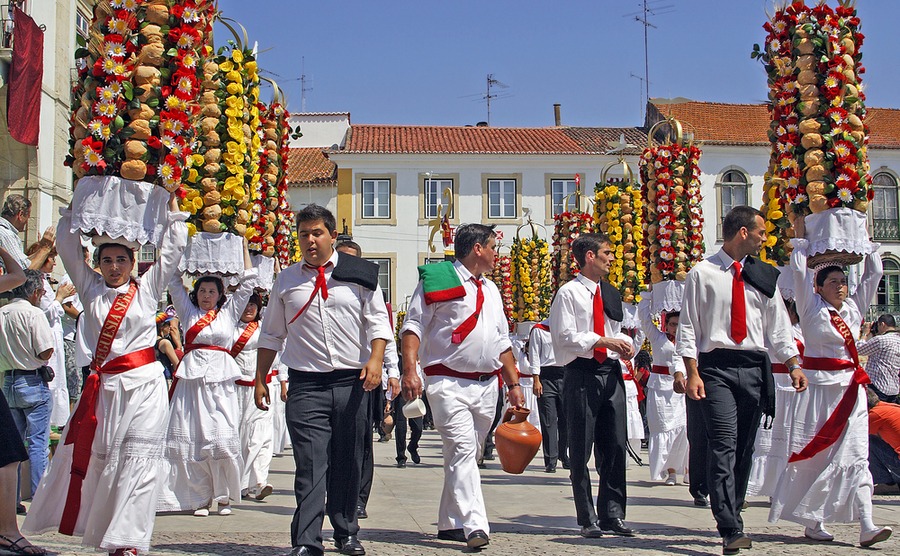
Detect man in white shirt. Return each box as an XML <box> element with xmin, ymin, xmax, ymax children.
<box><xmin>529</xmin><ymin>319</ymin><xmax>569</xmax><ymax>473</ymax></box>
<box><xmin>676</xmin><ymin>206</ymin><xmax>806</xmax><ymax>554</ymax></box>
<box><xmin>0</xmin><ymin>194</ymin><xmax>55</xmax><ymax>272</ymax></box>
<box><xmin>255</xmin><ymin>204</ymin><xmax>393</xmax><ymax>556</ymax></box>
<box><xmin>549</xmin><ymin>233</ymin><xmax>636</xmax><ymax>539</ymax></box>
<box><xmin>400</xmin><ymin>223</ymin><xmax>525</xmax><ymax>550</ymax></box>
<box><xmin>0</xmin><ymin>269</ymin><xmax>54</xmax><ymax>504</ymax></box>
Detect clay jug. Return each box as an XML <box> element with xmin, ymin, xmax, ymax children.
<box><xmin>495</xmin><ymin>407</ymin><xmax>542</xmax><ymax>474</ymax></box>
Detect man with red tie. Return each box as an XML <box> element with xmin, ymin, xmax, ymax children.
<box><xmin>400</xmin><ymin>223</ymin><xmax>525</xmax><ymax>550</ymax></box>
<box><xmin>254</xmin><ymin>204</ymin><xmax>393</xmax><ymax>556</ymax></box>
<box><xmin>676</xmin><ymin>206</ymin><xmax>807</xmax><ymax>555</ymax></box>
<box><xmin>549</xmin><ymin>233</ymin><xmax>637</xmax><ymax>539</ymax></box>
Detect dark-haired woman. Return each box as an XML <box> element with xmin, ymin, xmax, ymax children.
<box><xmin>769</xmin><ymin>237</ymin><xmax>891</xmax><ymax>547</ymax></box>
<box><xmin>232</xmin><ymin>295</ymin><xmax>274</xmax><ymax>500</ymax></box>
<box><xmin>24</xmin><ymin>198</ymin><xmax>187</xmax><ymax>556</ymax></box>
<box><xmin>158</xmin><ymin>242</ymin><xmax>255</xmax><ymax>517</ymax></box>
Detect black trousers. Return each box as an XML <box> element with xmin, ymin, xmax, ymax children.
<box><xmin>286</xmin><ymin>369</ymin><xmax>369</xmax><ymax>553</ymax></box>
<box><xmin>358</xmin><ymin>384</ymin><xmax>383</xmax><ymax>509</ymax></box>
<box><xmin>686</xmin><ymin>397</ymin><xmax>709</xmax><ymax>499</ymax></box>
<box><xmin>537</xmin><ymin>366</ymin><xmax>568</xmax><ymax>467</ymax></box>
<box><xmin>393</xmin><ymin>395</ymin><xmax>423</xmax><ymax>463</ymax></box>
<box><xmin>697</xmin><ymin>350</ymin><xmax>766</xmax><ymax>537</ymax></box>
<box><xmin>565</xmin><ymin>358</ymin><xmax>627</xmax><ymax>527</ymax></box>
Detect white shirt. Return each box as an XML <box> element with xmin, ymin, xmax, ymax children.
<box><xmin>402</xmin><ymin>261</ymin><xmax>512</xmax><ymax>374</ymax></box>
<box><xmin>527</xmin><ymin>321</ymin><xmax>557</xmax><ymax>373</ymax></box>
<box><xmin>638</xmin><ymin>297</ymin><xmax>685</xmax><ymax>390</ymax></box>
<box><xmin>0</xmin><ymin>298</ymin><xmax>55</xmax><ymax>371</ymax></box>
<box><xmin>231</xmin><ymin>321</ymin><xmax>261</xmax><ymax>380</ymax></box>
<box><xmin>259</xmin><ymin>250</ymin><xmax>393</xmax><ymax>372</ymax></box>
<box><xmin>169</xmin><ymin>268</ymin><xmax>258</xmax><ymax>382</ymax></box>
<box><xmin>59</xmin><ymin>273</ymin><xmax>82</xmax><ymax>341</ymax></box>
<box><xmin>56</xmin><ymin>209</ymin><xmax>188</xmax><ymax>388</ymax></box>
<box><xmin>675</xmin><ymin>249</ymin><xmax>798</xmax><ymax>364</ymax></box>
<box><xmin>791</xmin><ymin>239</ymin><xmax>882</xmax><ymax>386</ymax></box>
<box><xmin>549</xmin><ymin>274</ymin><xmax>623</xmax><ymax>366</ymax></box>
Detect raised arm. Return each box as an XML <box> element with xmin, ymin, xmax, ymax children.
<box><xmin>638</xmin><ymin>296</ymin><xmax>666</xmax><ymax>347</ymax></box>
<box><xmin>56</xmin><ymin>210</ymin><xmax>99</xmax><ymax>296</ymax></box>
<box><xmin>789</xmin><ymin>238</ymin><xmax>817</xmax><ymax>321</ymax></box>
<box><xmin>142</xmin><ymin>196</ymin><xmax>189</xmax><ymax>303</ymax></box>
<box><xmin>167</xmin><ymin>271</ymin><xmax>193</xmax><ymax>321</ymax></box>
<box><xmin>852</xmin><ymin>246</ymin><xmax>883</xmax><ymax>311</ymax></box>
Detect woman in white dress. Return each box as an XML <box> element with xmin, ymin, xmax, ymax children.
<box><xmin>233</xmin><ymin>294</ymin><xmax>276</xmax><ymax>500</ymax></box>
<box><xmin>638</xmin><ymin>297</ymin><xmax>688</xmax><ymax>485</ymax></box>
<box><xmin>23</xmin><ymin>198</ymin><xmax>187</xmax><ymax>556</ymax></box>
<box><xmin>769</xmin><ymin>238</ymin><xmax>891</xmax><ymax>547</ymax></box>
<box><xmin>158</xmin><ymin>243</ymin><xmax>256</xmax><ymax>517</ymax></box>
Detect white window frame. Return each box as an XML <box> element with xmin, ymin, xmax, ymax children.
<box><xmin>716</xmin><ymin>168</ymin><xmax>750</xmax><ymax>239</ymax></box>
<box><xmin>872</xmin><ymin>171</ymin><xmax>899</xmax><ymax>241</ymax></box>
<box><xmin>550</xmin><ymin>178</ymin><xmax>578</xmax><ymax>219</ymax></box>
<box><xmin>355</xmin><ymin>174</ymin><xmax>396</xmax><ymax>226</ymax></box>
<box><xmin>425</xmin><ymin>178</ymin><xmax>454</xmax><ymax>220</ymax></box>
<box><xmin>487</xmin><ymin>179</ymin><xmax>517</xmax><ymax>219</ymax></box>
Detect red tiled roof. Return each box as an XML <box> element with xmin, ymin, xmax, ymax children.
<box><xmin>286</xmin><ymin>148</ymin><xmax>336</xmax><ymax>186</ymax></box>
<box><xmin>649</xmin><ymin>99</ymin><xmax>900</xmax><ymax>149</ymax></box>
<box><xmin>341</xmin><ymin>125</ymin><xmax>597</xmax><ymax>155</ymax></box>
<box><xmin>562</xmin><ymin>127</ymin><xmax>648</xmax><ymax>156</ymax></box>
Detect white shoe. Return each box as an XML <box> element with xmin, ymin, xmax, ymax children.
<box><xmin>256</xmin><ymin>484</ymin><xmax>273</xmax><ymax>501</ymax></box>
<box><xmin>860</xmin><ymin>526</ymin><xmax>892</xmax><ymax>547</ymax></box>
<box><xmin>804</xmin><ymin>526</ymin><xmax>834</xmax><ymax>542</ymax></box>
<box><xmin>665</xmin><ymin>473</ymin><xmax>677</xmax><ymax>486</ymax></box>
<box><xmin>218</xmin><ymin>505</ymin><xmax>232</xmax><ymax>516</ymax></box>
<box><xmin>193</xmin><ymin>508</ymin><xmax>209</xmax><ymax>517</ymax></box>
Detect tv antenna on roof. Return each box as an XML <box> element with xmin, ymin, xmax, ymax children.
<box><xmin>484</xmin><ymin>74</ymin><xmax>511</xmax><ymax>126</ymax></box>
<box><xmin>300</xmin><ymin>57</ymin><xmax>313</xmax><ymax>112</ymax></box>
<box><xmin>625</xmin><ymin>1</ymin><xmax>674</xmax><ymax>117</ymax></box>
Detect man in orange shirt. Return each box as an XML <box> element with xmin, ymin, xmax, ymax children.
<box><xmin>868</xmin><ymin>388</ymin><xmax>900</xmax><ymax>494</ymax></box>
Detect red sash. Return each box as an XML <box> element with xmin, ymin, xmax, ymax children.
<box><xmin>788</xmin><ymin>310</ymin><xmax>870</xmax><ymax>463</ymax></box>
<box><xmin>230</xmin><ymin>321</ymin><xmax>259</xmax><ymax>358</ymax></box>
<box><xmin>168</xmin><ymin>309</ymin><xmax>220</xmax><ymax>399</ymax></box>
<box><xmin>772</xmin><ymin>338</ymin><xmax>805</xmax><ymax>374</ymax></box>
<box><xmin>60</xmin><ymin>281</ymin><xmax>141</xmax><ymax>536</ymax></box>
<box><xmin>650</xmin><ymin>365</ymin><xmax>670</xmax><ymax>375</ymax></box>
<box><xmin>623</xmin><ymin>360</ymin><xmax>645</xmax><ymax>402</ymax></box>
<box><xmin>236</xmin><ymin>368</ymin><xmax>276</xmax><ymax>387</ymax></box>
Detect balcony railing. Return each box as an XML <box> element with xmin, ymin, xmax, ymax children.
<box><xmin>873</xmin><ymin>218</ymin><xmax>900</xmax><ymax>241</ymax></box>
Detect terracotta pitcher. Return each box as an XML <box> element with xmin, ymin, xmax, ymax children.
<box><xmin>495</xmin><ymin>407</ymin><xmax>542</xmax><ymax>474</ymax></box>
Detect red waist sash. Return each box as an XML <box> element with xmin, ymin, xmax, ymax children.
<box><xmin>168</xmin><ymin>343</ymin><xmax>233</xmax><ymax>399</ymax></box>
<box><xmin>423</xmin><ymin>363</ymin><xmax>499</xmax><ymax>382</ymax></box>
<box><xmin>651</xmin><ymin>365</ymin><xmax>670</xmax><ymax>375</ymax></box>
<box><xmin>236</xmin><ymin>369</ymin><xmax>277</xmax><ymax>387</ymax></box>
<box><xmin>60</xmin><ymin>347</ymin><xmax>157</xmax><ymax>535</ymax></box>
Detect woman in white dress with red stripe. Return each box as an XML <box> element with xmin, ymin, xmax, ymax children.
<box><xmin>232</xmin><ymin>294</ymin><xmax>276</xmax><ymax>500</ymax></box>
<box><xmin>768</xmin><ymin>236</ymin><xmax>891</xmax><ymax>547</ymax></box>
<box><xmin>157</xmin><ymin>243</ymin><xmax>256</xmax><ymax>516</ymax></box>
<box><xmin>23</xmin><ymin>199</ymin><xmax>187</xmax><ymax>556</ymax></box>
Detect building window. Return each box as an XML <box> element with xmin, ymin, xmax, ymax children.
<box><xmin>874</xmin><ymin>257</ymin><xmax>900</xmax><ymax>319</ymax></box>
<box><xmin>139</xmin><ymin>245</ymin><xmax>157</xmax><ymax>262</ymax></box>
<box><xmin>367</xmin><ymin>257</ymin><xmax>392</xmax><ymax>303</ymax></box>
<box><xmin>424</xmin><ymin>178</ymin><xmax>454</xmax><ymax>220</ymax></box>
<box><xmin>75</xmin><ymin>11</ymin><xmax>89</xmax><ymax>41</ymax></box>
<box><xmin>487</xmin><ymin>179</ymin><xmax>517</xmax><ymax>219</ymax></box>
<box><xmin>361</xmin><ymin>178</ymin><xmax>391</xmax><ymax>219</ymax></box>
<box><xmin>550</xmin><ymin>179</ymin><xmax>578</xmax><ymax>217</ymax></box>
<box><xmin>717</xmin><ymin>169</ymin><xmax>749</xmax><ymax>238</ymax></box>
<box><xmin>872</xmin><ymin>172</ymin><xmax>900</xmax><ymax>241</ymax></box>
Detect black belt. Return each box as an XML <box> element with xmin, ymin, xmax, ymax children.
<box><xmin>565</xmin><ymin>357</ymin><xmax>619</xmax><ymax>374</ymax></box>
<box><xmin>7</xmin><ymin>369</ymin><xmax>39</xmax><ymax>375</ymax></box>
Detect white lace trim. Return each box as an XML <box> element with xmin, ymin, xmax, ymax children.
<box><xmin>777</xmin><ymin>265</ymin><xmax>795</xmax><ymax>301</ymax></box>
<box><xmin>179</xmin><ymin>231</ymin><xmax>245</xmax><ymax>275</ymax></box>
<box><xmin>649</xmin><ymin>280</ymin><xmax>685</xmax><ymax>316</ymax></box>
<box><xmin>804</xmin><ymin>207</ymin><xmax>871</xmax><ymax>259</ymax></box>
<box><xmin>621</xmin><ymin>302</ymin><xmax>640</xmax><ymax>329</ymax></box>
<box><xmin>70</xmin><ymin>175</ymin><xmax>170</xmax><ymax>247</ymax></box>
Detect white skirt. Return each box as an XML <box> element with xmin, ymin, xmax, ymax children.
<box><xmin>747</xmin><ymin>379</ymin><xmax>795</xmax><ymax>497</ymax></box>
<box><xmin>646</xmin><ymin>383</ymin><xmax>688</xmax><ymax>479</ymax></box>
<box><xmin>236</xmin><ymin>383</ymin><xmax>274</xmax><ymax>491</ymax></box>
<box><xmin>769</xmin><ymin>382</ymin><xmax>872</xmax><ymax>525</ymax></box>
<box><xmin>624</xmin><ymin>380</ymin><xmax>644</xmax><ymax>441</ymax></box>
<box><xmin>646</xmin><ymin>381</ymin><xmax>686</xmax><ymax>433</ymax></box>
<box><xmin>270</xmin><ymin>380</ymin><xmax>290</xmax><ymax>455</ymax></box>
<box><xmin>23</xmin><ymin>372</ymin><xmax>169</xmax><ymax>553</ymax></box>
<box><xmin>157</xmin><ymin>376</ymin><xmax>243</xmax><ymax>511</ymax></box>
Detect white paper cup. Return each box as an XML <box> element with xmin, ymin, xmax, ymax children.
<box><xmin>402</xmin><ymin>398</ymin><xmax>426</xmax><ymax>419</ymax></box>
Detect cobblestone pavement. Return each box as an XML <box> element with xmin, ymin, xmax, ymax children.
<box><xmin>22</xmin><ymin>431</ymin><xmax>900</xmax><ymax>555</ymax></box>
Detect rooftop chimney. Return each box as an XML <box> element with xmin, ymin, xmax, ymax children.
<box><xmin>553</xmin><ymin>104</ymin><xmax>561</xmax><ymax>126</ymax></box>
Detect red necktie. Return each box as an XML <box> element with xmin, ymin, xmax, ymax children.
<box><xmin>289</xmin><ymin>263</ymin><xmax>331</xmax><ymax>324</ymax></box>
<box><xmin>593</xmin><ymin>285</ymin><xmax>607</xmax><ymax>362</ymax></box>
<box><xmin>731</xmin><ymin>261</ymin><xmax>747</xmax><ymax>344</ymax></box>
<box><xmin>452</xmin><ymin>277</ymin><xmax>483</xmax><ymax>344</ymax></box>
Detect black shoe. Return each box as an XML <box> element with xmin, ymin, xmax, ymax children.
<box><xmin>396</xmin><ymin>460</ymin><xmax>406</xmax><ymax>468</ymax></box>
<box><xmin>466</xmin><ymin>530</ymin><xmax>490</xmax><ymax>549</ymax></box>
<box><xmin>356</xmin><ymin>504</ymin><xmax>368</xmax><ymax>519</ymax></box>
<box><xmin>723</xmin><ymin>531</ymin><xmax>751</xmax><ymax>554</ymax></box>
<box><xmin>483</xmin><ymin>450</ymin><xmax>495</xmax><ymax>461</ymax></box>
<box><xmin>693</xmin><ymin>495</ymin><xmax>709</xmax><ymax>507</ymax></box>
<box><xmin>409</xmin><ymin>449</ymin><xmax>420</xmax><ymax>464</ymax></box>
<box><xmin>289</xmin><ymin>547</ymin><xmax>321</xmax><ymax>556</ymax></box>
<box><xmin>544</xmin><ymin>464</ymin><xmax>557</xmax><ymax>473</ymax></box>
<box><xmin>580</xmin><ymin>523</ymin><xmax>604</xmax><ymax>538</ymax></box>
<box><xmin>598</xmin><ymin>518</ymin><xmax>636</xmax><ymax>537</ymax></box>
<box><xmin>16</xmin><ymin>503</ymin><xmax>26</xmax><ymax>516</ymax></box>
<box><xmin>334</xmin><ymin>535</ymin><xmax>366</xmax><ymax>556</ymax></box>
<box><xmin>477</xmin><ymin>459</ymin><xmax>486</xmax><ymax>469</ymax></box>
<box><xmin>437</xmin><ymin>529</ymin><xmax>466</xmax><ymax>543</ymax></box>
<box><xmin>561</xmin><ymin>459</ymin><xmax>570</xmax><ymax>470</ymax></box>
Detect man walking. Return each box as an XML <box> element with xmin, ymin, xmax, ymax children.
<box><xmin>549</xmin><ymin>233</ymin><xmax>637</xmax><ymax>538</ymax></box>
<box><xmin>676</xmin><ymin>206</ymin><xmax>806</xmax><ymax>554</ymax></box>
<box><xmin>529</xmin><ymin>318</ymin><xmax>569</xmax><ymax>473</ymax></box>
<box><xmin>400</xmin><ymin>223</ymin><xmax>525</xmax><ymax>550</ymax></box>
<box><xmin>255</xmin><ymin>204</ymin><xmax>392</xmax><ymax>556</ymax></box>
<box><xmin>859</xmin><ymin>314</ymin><xmax>900</xmax><ymax>403</ymax></box>
<box><xmin>0</xmin><ymin>269</ymin><xmax>54</xmax><ymax>503</ymax></box>
<box><xmin>0</xmin><ymin>194</ymin><xmax>54</xmax><ymax>271</ymax></box>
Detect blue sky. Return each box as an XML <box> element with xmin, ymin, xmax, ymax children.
<box><xmin>215</xmin><ymin>0</ymin><xmax>900</xmax><ymax>128</ymax></box>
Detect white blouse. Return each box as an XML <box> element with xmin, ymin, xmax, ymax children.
<box><xmin>638</xmin><ymin>297</ymin><xmax>685</xmax><ymax>391</ymax></box>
